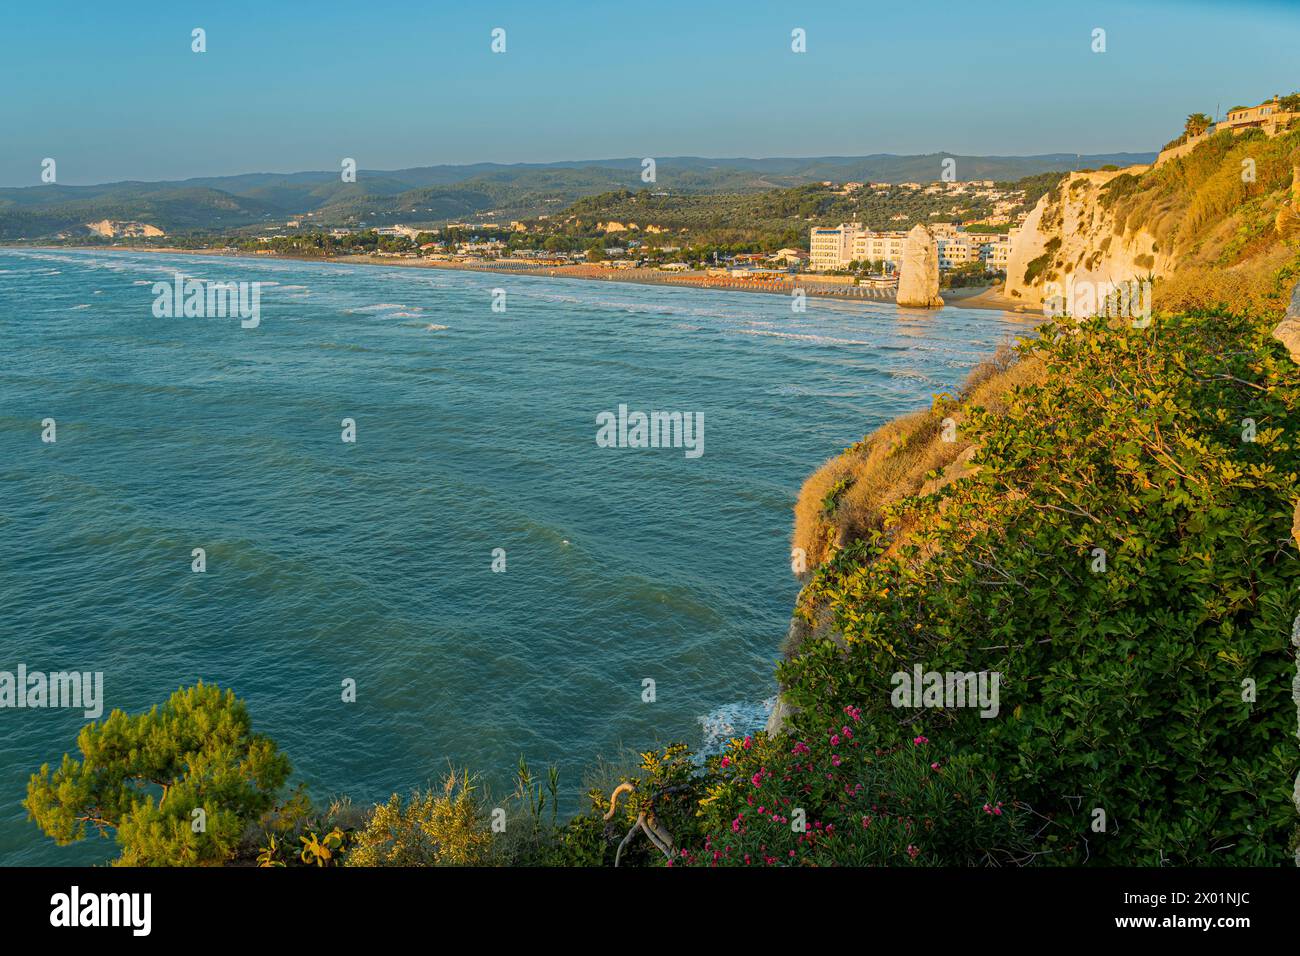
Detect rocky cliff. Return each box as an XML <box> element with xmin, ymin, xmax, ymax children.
<box><xmin>1004</xmin><ymin>126</ymin><xmax>1300</xmax><ymax>318</ymax></box>
<box><xmin>1003</xmin><ymin>166</ymin><xmax>1166</xmax><ymax>314</ymax></box>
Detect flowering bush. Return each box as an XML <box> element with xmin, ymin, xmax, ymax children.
<box><xmin>679</xmin><ymin>721</ymin><xmax>1030</xmax><ymax>867</ymax></box>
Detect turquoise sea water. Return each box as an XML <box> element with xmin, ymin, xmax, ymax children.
<box><xmin>0</xmin><ymin>249</ymin><xmax>1030</xmax><ymax>864</ymax></box>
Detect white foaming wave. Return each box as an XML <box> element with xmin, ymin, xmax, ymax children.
<box><xmin>350</xmin><ymin>303</ymin><xmax>410</xmax><ymax>313</ymax></box>
<box><xmin>698</xmin><ymin>698</ymin><xmax>777</xmax><ymax>755</ymax></box>
<box><xmin>70</xmin><ymin>304</ymin><xmax>90</xmax><ymax>310</ymax></box>
<box><xmin>425</xmin><ymin>324</ymin><xmax>449</xmax><ymax>331</ymax></box>
<box><xmin>732</xmin><ymin>328</ymin><xmax>875</xmax><ymax>347</ymax></box>
<box><xmin>889</xmin><ymin>369</ymin><xmax>932</xmax><ymax>381</ymax></box>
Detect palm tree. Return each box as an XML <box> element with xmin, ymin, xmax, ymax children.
<box><xmin>1183</xmin><ymin>113</ymin><xmax>1214</xmax><ymax>138</ymax></box>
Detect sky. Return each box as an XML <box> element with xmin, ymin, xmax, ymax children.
<box><xmin>1</xmin><ymin>0</ymin><xmax>1298</xmax><ymax>186</ymax></box>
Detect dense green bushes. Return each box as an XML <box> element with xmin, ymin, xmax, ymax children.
<box><xmin>780</xmin><ymin>305</ymin><xmax>1299</xmax><ymax>864</ymax></box>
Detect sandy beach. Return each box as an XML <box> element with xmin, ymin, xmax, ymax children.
<box><xmin>37</xmin><ymin>244</ymin><xmax>1039</xmax><ymax>314</ymax></box>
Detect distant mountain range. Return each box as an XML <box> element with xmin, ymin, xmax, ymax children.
<box><xmin>0</xmin><ymin>153</ymin><xmax>1156</xmax><ymax>240</ymax></box>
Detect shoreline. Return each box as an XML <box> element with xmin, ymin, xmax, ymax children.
<box><xmin>19</xmin><ymin>244</ymin><xmax>1040</xmax><ymax>315</ymax></box>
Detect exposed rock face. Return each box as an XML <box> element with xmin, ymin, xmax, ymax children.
<box><xmin>1280</xmin><ymin>278</ymin><xmax>1300</xmax><ymax>551</ymax></box>
<box><xmin>765</xmin><ymin>694</ymin><xmax>792</xmax><ymax>735</ymax></box>
<box><xmin>1003</xmin><ymin>167</ymin><xmax>1164</xmax><ymax>314</ymax></box>
<box><xmin>86</xmin><ymin>219</ymin><xmax>164</xmax><ymax>239</ymax></box>
<box><xmin>896</xmin><ymin>224</ymin><xmax>943</xmax><ymax>308</ymax></box>
<box><xmin>1274</xmin><ymin>281</ymin><xmax>1300</xmax><ymax>366</ymax></box>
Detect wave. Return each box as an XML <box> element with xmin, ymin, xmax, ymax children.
<box><xmin>732</xmin><ymin>328</ymin><xmax>876</xmax><ymax>347</ymax></box>
<box><xmin>350</xmin><ymin>303</ymin><xmax>412</xmax><ymax>313</ymax></box>
<box><xmin>698</xmin><ymin>698</ymin><xmax>777</xmax><ymax>755</ymax></box>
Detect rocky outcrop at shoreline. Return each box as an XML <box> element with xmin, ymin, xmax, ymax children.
<box><xmin>895</xmin><ymin>224</ymin><xmax>944</xmax><ymax>309</ymax></box>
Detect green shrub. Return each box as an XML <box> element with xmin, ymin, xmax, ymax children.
<box><xmin>345</xmin><ymin>770</ymin><xmax>491</xmax><ymax>866</ymax></box>
<box><xmin>782</xmin><ymin>307</ymin><xmax>1300</xmax><ymax>864</ymax></box>
<box><xmin>25</xmin><ymin>682</ymin><xmax>291</xmax><ymax>866</ymax></box>
<box><xmin>682</xmin><ymin>729</ymin><xmax>1032</xmax><ymax>866</ymax></box>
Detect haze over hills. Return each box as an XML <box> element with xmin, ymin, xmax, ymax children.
<box><xmin>0</xmin><ymin>152</ymin><xmax>1155</xmax><ymax>240</ymax></box>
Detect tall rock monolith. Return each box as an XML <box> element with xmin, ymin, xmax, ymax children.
<box><xmin>896</xmin><ymin>224</ymin><xmax>944</xmax><ymax>309</ymax></box>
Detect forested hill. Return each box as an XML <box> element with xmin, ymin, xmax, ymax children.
<box><xmin>0</xmin><ymin>152</ymin><xmax>1153</xmax><ymax>241</ymax></box>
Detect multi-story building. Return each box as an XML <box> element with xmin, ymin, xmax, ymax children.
<box><xmin>809</xmin><ymin>224</ymin><xmax>858</xmax><ymax>271</ymax></box>
<box><xmin>1222</xmin><ymin>96</ymin><xmax>1294</xmax><ymax>132</ymax></box>
<box><xmin>810</xmin><ymin>222</ymin><xmax>1012</xmax><ymax>272</ymax></box>
<box><xmin>936</xmin><ymin>237</ymin><xmax>977</xmax><ymax>269</ymax></box>
<box><xmin>851</xmin><ymin>230</ymin><xmax>908</xmax><ymax>268</ymax></box>
<box><xmin>989</xmin><ymin>231</ymin><xmax>1014</xmax><ymax>272</ymax></box>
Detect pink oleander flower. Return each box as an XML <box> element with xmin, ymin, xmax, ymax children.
<box><xmin>721</xmin><ymin>756</ymin><xmax>731</xmax><ymax>768</ymax></box>
<box><xmin>930</xmin><ymin>762</ymin><xmax>940</xmax><ymax>770</ymax></box>
<box><xmin>912</xmin><ymin>735</ymin><xmax>929</xmax><ymax>746</ymax></box>
<box><xmin>831</xmin><ymin>755</ymin><xmax>842</xmax><ymax>767</ymax></box>
<box><xmin>743</xmin><ymin>736</ymin><xmax>753</xmax><ymax>750</ymax></box>
<box><xmin>751</xmin><ymin>773</ymin><xmax>763</xmax><ymax>788</ymax></box>
<box><xmin>907</xmin><ymin>845</ymin><xmax>920</xmax><ymax>859</ymax></box>
<box><xmin>830</xmin><ymin>734</ymin><xmax>840</xmax><ymax>746</ymax></box>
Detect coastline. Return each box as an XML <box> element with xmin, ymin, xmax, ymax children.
<box><xmin>22</xmin><ymin>244</ymin><xmax>1040</xmax><ymax>315</ymax></box>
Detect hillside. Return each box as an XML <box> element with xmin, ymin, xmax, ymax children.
<box><xmin>556</xmin><ymin>178</ymin><xmax>1048</xmax><ymax>246</ymax></box>
<box><xmin>771</xmin><ymin>127</ymin><xmax>1300</xmax><ymax>864</ymax></box>
<box><xmin>1004</xmin><ymin>126</ymin><xmax>1300</xmax><ymax>317</ymax></box>
<box><xmin>0</xmin><ymin>152</ymin><xmax>1152</xmax><ymax>241</ymax></box>
<box><xmin>777</xmin><ymin>297</ymin><xmax>1300</xmax><ymax>865</ymax></box>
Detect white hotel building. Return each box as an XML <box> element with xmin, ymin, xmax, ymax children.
<box><xmin>810</xmin><ymin>222</ymin><xmax>1014</xmax><ymax>273</ymax></box>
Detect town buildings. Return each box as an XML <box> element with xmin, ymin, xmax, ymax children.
<box><xmin>809</xmin><ymin>221</ymin><xmax>1014</xmax><ymax>273</ymax></box>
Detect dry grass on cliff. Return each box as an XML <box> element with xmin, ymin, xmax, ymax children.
<box><xmin>792</xmin><ymin>343</ymin><xmax>1044</xmax><ymax>572</ymax></box>
<box><xmin>1156</xmin><ymin>248</ymin><xmax>1299</xmax><ymax>318</ymax></box>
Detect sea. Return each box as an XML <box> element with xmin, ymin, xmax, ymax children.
<box><xmin>0</xmin><ymin>248</ymin><xmax>1031</xmax><ymax>864</ymax></box>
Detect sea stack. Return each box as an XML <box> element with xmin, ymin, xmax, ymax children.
<box><xmin>896</xmin><ymin>224</ymin><xmax>944</xmax><ymax>308</ymax></box>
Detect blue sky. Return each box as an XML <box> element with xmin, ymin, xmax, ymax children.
<box><xmin>1</xmin><ymin>0</ymin><xmax>1297</xmax><ymax>186</ymax></box>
